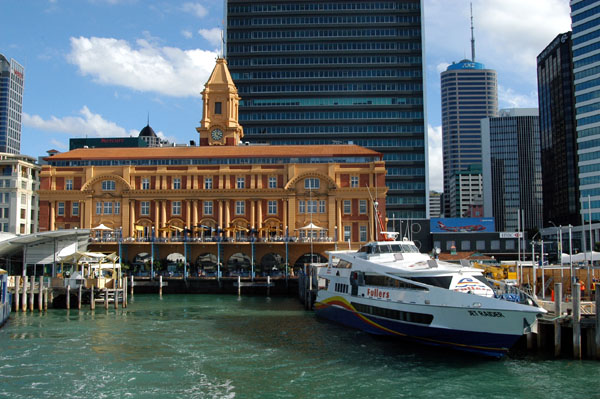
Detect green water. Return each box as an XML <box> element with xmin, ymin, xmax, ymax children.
<box><xmin>1</xmin><ymin>295</ymin><xmax>599</xmax><ymax>399</ymax></box>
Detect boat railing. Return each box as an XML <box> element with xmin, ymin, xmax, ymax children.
<box><xmin>489</xmin><ymin>278</ymin><xmax>539</xmax><ymax>307</ymax></box>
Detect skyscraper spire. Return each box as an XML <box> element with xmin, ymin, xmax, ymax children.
<box><xmin>470</xmin><ymin>2</ymin><xmax>476</xmax><ymax>62</ymax></box>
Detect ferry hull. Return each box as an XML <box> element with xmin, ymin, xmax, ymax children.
<box><xmin>315</xmin><ymin>298</ymin><xmax>525</xmax><ymax>358</ymax></box>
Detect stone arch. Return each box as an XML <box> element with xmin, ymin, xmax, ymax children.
<box><xmin>293</xmin><ymin>253</ymin><xmax>327</xmax><ymax>269</ymax></box>
<box><xmin>81</xmin><ymin>174</ymin><xmax>132</xmax><ymax>191</ymax></box>
<box><xmin>260</xmin><ymin>217</ymin><xmax>282</xmax><ymax>237</ymax></box>
<box><xmin>284</xmin><ymin>171</ymin><xmax>337</xmax><ymax>191</ymax></box>
<box><xmin>258</xmin><ymin>252</ymin><xmax>284</xmax><ymax>274</ymax></box>
<box><xmin>227</xmin><ymin>252</ymin><xmax>251</xmax><ymax>276</ymax></box>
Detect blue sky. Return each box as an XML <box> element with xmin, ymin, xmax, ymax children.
<box><xmin>1</xmin><ymin>0</ymin><xmax>571</xmax><ymax>191</ymax></box>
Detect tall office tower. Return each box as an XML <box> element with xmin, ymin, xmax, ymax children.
<box><xmin>226</xmin><ymin>0</ymin><xmax>427</xmax><ymax>220</ymax></box>
<box><xmin>537</xmin><ymin>32</ymin><xmax>579</xmax><ymax>228</ymax></box>
<box><xmin>429</xmin><ymin>191</ymin><xmax>442</xmax><ymax>218</ymax></box>
<box><xmin>482</xmin><ymin>109</ymin><xmax>543</xmax><ymax>232</ymax></box>
<box><xmin>572</xmin><ymin>1</ymin><xmax>600</xmax><ymax>225</ymax></box>
<box><xmin>0</xmin><ymin>54</ymin><xmax>24</xmax><ymax>154</ymax></box>
<box><xmin>448</xmin><ymin>163</ymin><xmax>483</xmax><ymax>218</ymax></box>
<box><xmin>441</xmin><ymin>60</ymin><xmax>498</xmax><ymax>217</ymax></box>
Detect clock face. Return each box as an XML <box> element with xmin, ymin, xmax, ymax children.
<box><xmin>211</xmin><ymin>129</ymin><xmax>223</xmax><ymax>141</ymax></box>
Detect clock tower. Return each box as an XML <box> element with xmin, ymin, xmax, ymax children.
<box><xmin>197</xmin><ymin>58</ymin><xmax>244</xmax><ymax>146</ymax></box>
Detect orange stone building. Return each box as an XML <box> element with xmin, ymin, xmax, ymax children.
<box><xmin>37</xmin><ymin>58</ymin><xmax>386</xmax><ymax>268</ymax></box>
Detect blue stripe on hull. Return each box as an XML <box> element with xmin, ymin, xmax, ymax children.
<box><xmin>315</xmin><ymin>303</ymin><xmax>519</xmax><ymax>358</ymax></box>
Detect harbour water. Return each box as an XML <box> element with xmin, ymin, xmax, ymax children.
<box><xmin>1</xmin><ymin>295</ymin><xmax>598</xmax><ymax>399</ymax></box>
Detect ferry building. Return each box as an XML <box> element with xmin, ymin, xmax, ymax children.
<box><xmin>37</xmin><ymin>58</ymin><xmax>387</xmax><ymax>272</ymax></box>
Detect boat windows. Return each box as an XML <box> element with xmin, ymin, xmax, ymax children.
<box><xmin>351</xmin><ymin>302</ymin><xmax>433</xmax><ymax>325</ymax></box>
<box><xmin>364</xmin><ymin>275</ymin><xmax>427</xmax><ymax>291</ymax></box>
<box><xmin>474</xmin><ymin>275</ymin><xmax>493</xmax><ymax>289</ymax></box>
<box><xmin>335</xmin><ymin>283</ymin><xmax>349</xmax><ymax>294</ymax></box>
<box><xmin>408</xmin><ymin>276</ymin><xmax>452</xmax><ymax>289</ymax></box>
<box><xmin>335</xmin><ymin>259</ymin><xmax>353</xmax><ymax>269</ymax></box>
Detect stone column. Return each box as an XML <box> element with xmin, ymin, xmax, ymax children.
<box><xmin>154</xmin><ymin>201</ymin><xmax>160</xmax><ymax>233</ymax></box>
<box><xmin>283</xmin><ymin>199</ymin><xmax>288</xmax><ymax>234</ymax></box>
<box><xmin>225</xmin><ymin>200</ymin><xmax>231</xmax><ymax>237</ymax></box>
<box><xmin>328</xmin><ymin>196</ymin><xmax>336</xmax><ymax>241</ymax></box>
<box><xmin>161</xmin><ymin>200</ymin><xmax>167</xmax><ymax>237</ymax></box>
<box><xmin>257</xmin><ymin>200</ymin><xmax>263</xmax><ymax>230</ymax></box>
<box><xmin>337</xmin><ymin>199</ymin><xmax>343</xmax><ymax>242</ymax></box>
<box><xmin>368</xmin><ymin>199</ymin><xmax>374</xmax><ymax>241</ymax></box>
<box><xmin>129</xmin><ymin>200</ymin><xmax>135</xmax><ymax>238</ymax></box>
<box><xmin>186</xmin><ymin>200</ymin><xmax>191</xmax><ymax>229</ymax></box>
<box><xmin>218</xmin><ymin>200</ymin><xmax>223</xmax><ymax>231</ymax></box>
<box><xmin>251</xmin><ymin>200</ymin><xmax>256</xmax><ymax>229</ymax></box>
<box><xmin>192</xmin><ymin>200</ymin><xmax>198</xmax><ymax>229</ymax></box>
<box><xmin>49</xmin><ymin>201</ymin><xmax>56</xmax><ymax>231</ymax></box>
<box><xmin>79</xmin><ymin>200</ymin><xmax>85</xmax><ymax>229</ymax></box>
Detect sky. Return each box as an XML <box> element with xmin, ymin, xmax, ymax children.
<box><xmin>1</xmin><ymin>0</ymin><xmax>572</xmax><ymax>192</ymax></box>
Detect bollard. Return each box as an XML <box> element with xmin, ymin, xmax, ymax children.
<box><xmin>130</xmin><ymin>275</ymin><xmax>134</xmax><ymax>297</ymax></box>
<box><xmin>573</xmin><ymin>283</ymin><xmax>582</xmax><ymax>359</ymax></box>
<box><xmin>554</xmin><ymin>283</ymin><xmax>562</xmax><ymax>357</ymax></box>
<box><xmin>90</xmin><ymin>287</ymin><xmax>95</xmax><ymax>310</ymax></box>
<box><xmin>14</xmin><ymin>276</ymin><xmax>20</xmax><ymax>312</ymax></box>
<box><xmin>238</xmin><ymin>276</ymin><xmax>241</xmax><ymax>296</ymax></box>
<box><xmin>78</xmin><ymin>284</ymin><xmax>82</xmax><ymax>310</ymax></box>
<box><xmin>29</xmin><ymin>276</ymin><xmax>34</xmax><ymax>312</ymax></box>
<box><xmin>104</xmin><ymin>289</ymin><xmax>108</xmax><ymax>309</ymax></box>
<box><xmin>21</xmin><ymin>275</ymin><xmax>27</xmax><ymax>312</ymax></box>
<box><xmin>66</xmin><ymin>284</ymin><xmax>71</xmax><ymax>310</ymax></box>
<box><xmin>159</xmin><ymin>275</ymin><xmax>163</xmax><ymax>297</ymax></box>
<box><xmin>43</xmin><ymin>285</ymin><xmax>48</xmax><ymax>311</ymax></box>
<box><xmin>123</xmin><ymin>278</ymin><xmax>127</xmax><ymax>308</ymax></box>
<box><xmin>38</xmin><ymin>276</ymin><xmax>43</xmax><ymax>312</ymax></box>
<box><xmin>114</xmin><ymin>289</ymin><xmax>118</xmax><ymax>309</ymax></box>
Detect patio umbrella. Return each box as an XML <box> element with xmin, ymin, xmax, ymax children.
<box><xmin>297</xmin><ymin>222</ymin><xmax>325</xmax><ymax>230</ymax></box>
<box><xmin>92</xmin><ymin>223</ymin><xmax>113</xmax><ymax>231</ymax></box>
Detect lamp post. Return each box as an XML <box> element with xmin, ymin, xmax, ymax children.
<box><xmin>569</xmin><ymin>224</ymin><xmax>574</xmax><ymax>284</ymax></box>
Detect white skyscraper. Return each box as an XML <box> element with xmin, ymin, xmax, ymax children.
<box><xmin>0</xmin><ymin>54</ymin><xmax>24</xmax><ymax>154</ymax></box>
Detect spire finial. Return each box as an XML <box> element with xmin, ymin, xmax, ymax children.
<box><xmin>470</xmin><ymin>2</ymin><xmax>476</xmax><ymax>62</ymax></box>
<box><xmin>147</xmin><ymin>112</ymin><xmax>150</xmax><ymax>126</ymax></box>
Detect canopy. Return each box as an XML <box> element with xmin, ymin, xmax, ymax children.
<box><xmin>561</xmin><ymin>251</ymin><xmax>600</xmax><ymax>264</ymax></box>
<box><xmin>297</xmin><ymin>222</ymin><xmax>325</xmax><ymax>230</ymax></box>
<box><xmin>92</xmin><ymin>223</ymin><xmax>113</xmax><ymax>231</ymax></box>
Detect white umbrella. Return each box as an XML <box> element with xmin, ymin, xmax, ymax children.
<box><xmin>92</xmin><ymin>223</ymin><xmax>113</xmax><ymax>231</ymax></box>
<box><xmin>297</xmin><ymin>222</ymin><xmax>325</xmax><ymax>230</ymax></box>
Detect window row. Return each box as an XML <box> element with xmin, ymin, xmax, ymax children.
<box><xmin>228</xmin><ymin>41</ymin><xmax>420</xmax><ymax>53</ymax></box>
<box><xmin>239</xmin><ymin>82</ymin><xmax>423</xmax><ymax>94</ymax></box>
<box><xmin>239</xmin><ymin>110</ymin><xmax>423</xmax><ymax>121</ymax></box>
<box><xmin>228</xmin><ymin>55</ymin><xmax>422</xmax><ymax>67</ymax></box>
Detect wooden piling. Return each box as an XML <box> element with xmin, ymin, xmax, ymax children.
<box><xmin>43</xmin><ymin>285</ymin><xmax>48</xmax><ymax>311</ymax></box>
<box><xmin>159</xmin><ymin>275</ymin><xmax>163</xmax><ymax>297</ymax></box>
<box><xmin>238</xmin><ymin>276</ymin><xmax>241</xmax><ymax>296</ymax></box>
<box><xmin>29</xmin><ymin>277</ymin><xmax>34</xmax><ymax>312</ymax></box>
<box><xmin>38</xmin><ymin>276</ymin><xmax>43</xmax><ymax>312</ymax></box>
<box><xmin>114</xmin><ymin>289</ymin><xmax>118</xmax><ymax>309</ymax></box>
<box><xmin>573</xmin><ymin>282</ymin><xmax>582</xmax><ymax>359</ymax></box>
<box><xmin>130</xmin><ymin>275</ymin><xmax>134</xmax><ymax>297</ymax></box>
<box><xmin>104</xmin><ymin>289</ymin><xmax>108</xmax><ymax>309</ymax></box>
<box><xmin>14</xmin><ymin>276</ymin><xmax>20</xmax><ymax>312</ymax></box>
<box><xmin>123</xmin><ymin>278</ymin><xmax>127</xmax><ymax>308</ymax></box>
<box><xmin>21</xmin><ymin>275</ymin><xmax>27</xmax><ymax>312</ymax></box>
<box><xmin>66</xmin><ymin>284</ymin><xmax>71</xmax><ymax>310</ymax></box>
<box><xmin>90</xmin><ymin>287</ymin><xmax>95</xmax><ymax>310</ymax></box>
<box><xmin>78</xmin><ymin>284</ymin><xmax>82</xmax><ymax>310</ymax></box>
<box><xmin>554</xmin><ymin>283</ymin><xmax>562</xmax><ymax>357</ymax></box>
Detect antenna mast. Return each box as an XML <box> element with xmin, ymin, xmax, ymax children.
<box><xmin>470</xmin><ymin>2</ymin><xmax>476</xmax><ymax>62</ymax></box>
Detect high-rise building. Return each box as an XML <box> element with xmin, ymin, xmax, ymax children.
<box><xmin>429</xmin><ymin>191</ymin><xmax>442</xmax><ymax>218</ymax></box>
<box><xmin>572</xmin><ymin>1</ymin><xmax>600</xmax><ymax>225</ymax></box>
<box><xmin>0</xmin><ymin>54</ymin><xmax>24</xmax><ymax>154</ymax></box>
<box><xmin>441</xmin><ymin>60</ymin><xmax>498</xmax><ymax>217</ymax></box>
<box><xmin>225</xmin><ymin>0</ymin><xmax>427</xmax><ymax>220</ymax></box>
<box><xmin>537</xmin><ymin>32</ymin><xmax>579</xmax><ymax>228</ymax></box>
<box><xmin>448</xmin><ymin>164</ymin><xmax>483</xmax><ymax>218</ymax></box>
<box><xmin>482</xmin><ymin>109</ymin><xmax>543</xmax><ymax>232</ymax></box>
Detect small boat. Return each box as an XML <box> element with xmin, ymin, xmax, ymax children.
<box><xmin>0</xmin><ymin>272</ymin><xmax>11</xmax><ymax>327</ymax></box>
<box><xmin>314</xmin><ymin>234</ymin><xmax>546</xmax><ymax>358</ymax></box>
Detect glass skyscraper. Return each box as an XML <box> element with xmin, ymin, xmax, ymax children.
<box><xmin>225</xmin><ymin>0</ymin><xmax>427</xmax><ymax>219</ymax></box>
<box><xmin>440</xmin><ymin>60</ymin><xmax>497</xmax><ymax>217</ymax></box>
<box><xmin>572</xmin><ymin>0</ymin><xmax>600</xmax><ymax>223</ymax></box>
<box><xmin>482</xmin><ymin>109</ymin><xmax>543</xmax><ymax>232</ymax></box>
<box><xmin>537</xmin><ymin>32</ymin><xmax>580</xmax><ymax>227</ymax></box>
<box><xmin>0</xmin><ymin>54</ymin><xmax>24</xmax><ymax>154</ymax></box>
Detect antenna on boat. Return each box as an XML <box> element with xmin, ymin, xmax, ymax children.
<box><xmin>366</xmin><ymin>185</ymin><xmax>393</xmax><ymax>241</ymax></box>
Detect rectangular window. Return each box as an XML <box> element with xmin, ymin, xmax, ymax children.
<box><xmin>476</xmin><ymin>240</ymin><xmax>485</xmax><ymax>250</ymax></box>
<box><xmin>141</xmin><ymin>201</ymin><xmax>150</xmax><ymax>216</ymax></box>
<box><xmin>235</xmin><ymin>200</ymin><xmax>245</xmax><ymax>215</ymax></box>
<box><xmin>299</xmin><ymin>200</ymin><xmax>305</xmax><ymax>214</ymax></box>
<box><xmin>205</xmin><ymin>177</ymin><xmax>213</xmax><ymax>189</ymax></box>
<box><xmin>351</xmin><ymin>176</ymin><xmax>359</xmax><ymax>188</ymax></box>
<box><xmin>305</xmin><ymin>178</ymin><xmax>320</xmax><ymax>190</ymax></box>
<box><xmin>490</xmin><ymin>240</ymin><xmax>500</xmax><ymax>250</ymax></box>
<box><xmin>307</xmin><ymin>200</ymin><xmax>317</xmax><ymax>214</ymax></box>
<box><xmin>104</xmin><ymin>202</ymin><xmax>113</xmax><ymax>215</ymax></box>
<box><xmin>268</xmin><ymin>200</ymin><xmax>277</xmax><ymax>214</ymax></box>
<box><xmin>2</xmin><ymin>208</ymin><xmax>7</xmax><ymax>218</ymax></box>
<box><xmin>57</xmin><ymin>202</ymin><xmax>65</xmax><ymax>216</ymax></box>
<box><xmin>96</xmin><ymin>201</ymin><xmax>102</xmax><ymax>215</ymax></box>
<box><xmin>359</xmin><ymin>200</ymin><xmax>367</xmax><ymax>214</ymax></box>
<box><xmin>505</xmin><ymin>240</ymin><xmax>515</xmax><ymax>250</ymax></box>
<box><xmin>359</xmin><ymin>225</ymin><xmax>367</xmax><ymax>242</ymax></box>
<box><xmin>343</xmin><ymin>200</ymin><xmax>351</xmax><ymax>214</ymax></box>
<box><xmin>215</xmin><ymin>101</ymin><xmax>222</xmax><ymax>114</ymax></box>
<box><xmin>268</xmin><ymin>176</ymin><xmax>277</xmax><ymax>188</ymax></box>
<box><xmin>72</xmin><ymin>202</ymin><xmax>79</xmax><ymax>216</ymax></box>
<box><xmin>115</xmin><ymin>202</ymin><xmax>120</xmax><ymax>215</ymax></box>
<box><xmin>319</xmin><ymin>200</ymin><xmax>326</xmax><ymax>213</ymax></box>
<box><xmin>3</xmin><ymin>193</ymin><xmax>8</xmax><ymax>203</ymax></box>
<box><xmin>204</xmin><ymin>200</ymin><xmax>213</xmax><ymax>215</ymax></box>
<box><xmin>461</xmin><ymin>241</ymin><xmax>471</xmax><ymax>251</ymax></box>
<box><xmin>102</xmin><ymin>180</ymin><xmax>115</xmax><ymax>191</ymax></box>
<box><xmin>142</xmin><ymin>178</ymin><xmax>150</xmax><ymax>190</ymax></box>
<box><xmin>66</xmin><ymin>179</ymin><xmax>73</xmax><ymax>190</ymax></box>
<box><xmin>237</xmin><ymin>177</ymin><xmax>245</xmax><ymax>189</ymax></box>
<box><xmin>344</xmin><ymin>225</ymin><xmax>351</xmax><ymax>241</ymax></box>
<box><xmin>173</xmin><ymin>178</ymin><xmax>181</xmax><ymax>190</ymax></box>
<box><xmin>172</xmin><ymin>201</ymin><xmax>181</xmax><ymax>215</ymax></box>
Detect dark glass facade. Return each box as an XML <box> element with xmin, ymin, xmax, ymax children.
<box><xmin>226</xmin><ymin>0</ymin><xmax>426</xmax><ymax>219</ymax></box>
<box><xmin>537</xmin><ymin>32</ymin><xmax>580</xmax><ymax>227</ymax></box>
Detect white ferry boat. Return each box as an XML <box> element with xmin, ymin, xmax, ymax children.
<box><xmin>0</xmin><ymin>273</ymin><xmax>11</xmax><ymax>328</ymax></box>
<box><xmin>314</xmin><ymin>236</ymin><xmax>546</xmax><ymax>357</ymax></box>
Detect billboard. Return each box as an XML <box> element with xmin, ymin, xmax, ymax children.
<box><xmin>430</xmin><ymin>218</ymin><xmax>495</xmax><ymax>233</ymax></box>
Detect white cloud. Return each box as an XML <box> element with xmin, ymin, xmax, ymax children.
<box><xmin>67</xmin><ymin>36</ymin><xmax>218</xmax><ymax>97</ymax></box>
<box><xmin>435</xmin><ymin>62</ymin><xmax>450</xmax><ymax>74</ymax></box>
<box><xmin>498</xmin><ymin>85</ymin><xmax>539</xmax><ymax>109</ymax></box>
<box><xmin>181</xmin><ymin>2</ymin><xmax>208</xmax><ymax>18</ymax></box>
<box><xmin>181</xmin><ymin>29</ymin><xmax>193</xmax><ymax>39</ymax></box>
<box><xmin>23</xmin><ymin>106</ymin><xmax>133</xmax><ymax>137</ymax></box>
<box><xmin>428</xmin><ymin>124</ymin><xmax>443</xmax><ymax>192</ymax></box>
<box><xmin>198</xmin><ymin>28</ymin><xmax>222</xmax><ymax>47</ymax></box>
<box><xmin>50</xmin><ymin>139</ymin><xmax>68</xmax><ymax>150</ymax></box>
